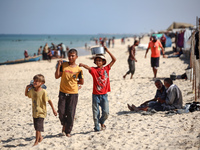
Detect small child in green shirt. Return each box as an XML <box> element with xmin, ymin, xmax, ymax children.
<box><xmin>25</xmin><ymin>74</ymin><xmax>57</xmax><ymax>146</ymax></box>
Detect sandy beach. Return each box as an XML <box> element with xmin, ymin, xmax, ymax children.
<box><xmin>0</xmin><ymin>36</ymin><xmax>200</xmax><ymax>150</ymax></box>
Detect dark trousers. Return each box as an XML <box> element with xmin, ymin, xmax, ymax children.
<box><xmin>126</xmin><ymin>59</ymin><xmax>135</xmax><ymax>75</ymax></box>
<box><xmin>58</xmin><ymin>92</ymin><xmax>78</xmax><ymax>134</ymax></box>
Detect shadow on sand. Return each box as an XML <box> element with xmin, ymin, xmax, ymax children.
<box><xmin>116</xmin><ymin>110</ymin><xmax>138</xmax><ymax>116</ymax></box>
<box><xmin>1</xmin><ymin>136</ymin><xmax>34</xmax><ymax>148</ymax></box>
<box><xmin>2</xmin><ymin>133</ymin><xmax>63</xmax><ymax>148</ymax></box>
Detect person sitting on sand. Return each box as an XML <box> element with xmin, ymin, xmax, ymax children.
<box><xmin>159</xmin><ymin>78</ymin><xmax>183</xmax><ymax>110</ymax></box>
<box><xmin>128</xmin><ymin>79</ymin><xmax>167</xmax><ymax>111</ymax></box>
<box><xmin>25</xmin><ymin>74</ymin><xmax>57</xmax><ymax>146</ymax></box>
<box><xmin>128</xmin><ymin>78</ymin><xmax>183</xmax><ymax>111</ymax></box>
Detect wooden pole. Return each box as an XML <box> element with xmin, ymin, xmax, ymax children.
<box><xmin>194</xmin><ymin>62</ymin><xmax>197</xmax><ymax>102</ymax></box>
<box><xmin>198</xmin><ymin>18</ymin><xmax>200</xmax><ymax>99</ymax></box>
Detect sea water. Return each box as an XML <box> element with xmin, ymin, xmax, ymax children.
<box><xmin>0</xmin><ymin>34</ymin><xmax>132</xmax><ymax>63</ymax></box>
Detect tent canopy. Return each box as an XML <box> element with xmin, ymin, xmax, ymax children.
<box><xmin>152</xmin><ymin>34</ymin><xmax>172</xmax><ymax>48</ymax></box>
<box><xmin>167</xmin><ymin>22</ymin><xmax>194</xmax><ymax>31</ymax></box>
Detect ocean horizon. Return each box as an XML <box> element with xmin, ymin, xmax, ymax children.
<box><xmin>0</xmin><ymin>34</ymin><xmax>133</xmax><ymax>63</ymax></box>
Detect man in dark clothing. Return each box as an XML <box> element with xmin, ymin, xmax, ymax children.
<box><xmin>123</xmin><ymin>40</ymin><xmax>139</xmax><ymax>79</ymax></box>
<box><xmin>127</xmin><ymin>79</ymin><xmax>166</xmax><ymax>111</ymax></box>
<box><xmin>128</xmin><ymin>78</ymin><xmax>183</xmax><ymax>111</ymax></box>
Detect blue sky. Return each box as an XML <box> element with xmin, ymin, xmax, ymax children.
<box><xmin>0</xmin><ymin>0</ymin><xmax>199</xmax><ymax>34</ymax></box>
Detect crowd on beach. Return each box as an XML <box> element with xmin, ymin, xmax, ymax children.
<box><xmin>22</xmin><ymin>28</ymin><xmax>200</xmax><ymax>147</ymax></box>
<box><xmin>23</xmin><ymin>36</ymin><xmax>116</xmax><ymax>63</ymax></box>
<box><xmin>38</xmin><ymin>43</ymin><xmax>70</xmax><ymax>61</ymax></box>
<box><xmin>92</xmin><ymin>37</ymin><xmax>115</xmax><ymax>48</ymax></box>
<box><xmin>23</xmin><ymin>42</ymin><xmax>69</xmax><ymax>61</ymax></box>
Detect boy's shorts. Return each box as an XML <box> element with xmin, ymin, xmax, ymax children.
<box><xmin>33</xmin><ymin>118</ymin><xmax>44</xmax><ymax>132</ymax></box>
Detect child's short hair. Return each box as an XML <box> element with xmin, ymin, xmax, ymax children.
<box><xmin>68</xmin><ymin>49</ymin><xmax>78</xmax><ymax>56</ymax></box>
<box><xmin>134</xmin><ymin>40</ymin><xmax>139</xmax><ymax>45</ymax></box>
<box><xmin>164</xmin><ymin>78</ymin><xmax>173</xmax><ymax>85</ymax></box>
<box><xmin>33</xmin><ymin>74</ymin><xmax>45</xmax><ymax>83</ymax></box>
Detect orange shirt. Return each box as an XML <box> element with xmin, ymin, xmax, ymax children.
<box><xmin>148</xmin><ymin>40</ymin><xmax>163</xmax><ymax>58</ymax></box>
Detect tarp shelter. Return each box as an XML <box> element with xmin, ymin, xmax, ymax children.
<box><xmin>152</xmin><ymin>34</ymin><xmax>162</xmax><ymax>38</ymax></box>
<box><xmin>165</xmin><ymin>35</ymin><xmax>172</xmax><ymax>47</ymax></box>
<box><xmin>167</xmin><ymin>22</ymin><xmax>194</xmax><ymax>31</ymax></box>
<box><xmin>152</xmin><ymin>34</ymin><xmax>172</xmax><ymax>47</ymax></box>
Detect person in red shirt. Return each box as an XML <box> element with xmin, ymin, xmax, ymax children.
<box><xmin>145</xmin><ymin>35</ymin><xmax>166</xmax><ymax>79</ymax></box>
<box><xmin>24</xmin><ymin>50</ymin><xmax>29</xmax><ymax>58</ymax></box>
<box><xmin>79</xmin><ymin>46</ymin><xmax>116</xmax><ymax>131</ymax></box>
<box><xmin>160</xmin><ymin>34</ymin><xmax>167</xmax><ymax>52</ymax></box>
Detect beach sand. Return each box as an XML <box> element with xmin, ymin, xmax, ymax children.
<box><xmin>0</xmin><ymin>37</ymin><xmax>200</xmax><ymax>150</ymax></box>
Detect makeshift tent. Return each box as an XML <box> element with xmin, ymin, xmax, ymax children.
<box><xmin>152</xmin><ymin>34</ymin><xmax>172</xmax><ymax>47</ymax></box>
<box><xmin>167</xmin><ymin>22</ymin><xmax>194</xmax><ymax>31</ymax></box>
<box><xmin>165</xmin><ymin>35</ymin><xmax>172</xmax><ymax>47</ymax></box>
<box><xmin>184</xmin><ymin>28</ymin><xmax>192</xmax><ymax>50</ymax></box>
<box><xmin>152</xmin><ymin>34</ymin><xmax>162</xmax><ymax>38</ymax></box>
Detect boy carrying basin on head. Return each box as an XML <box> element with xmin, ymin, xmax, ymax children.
<box><xmin>79</xmin><ymin>46</ymin><xmax>116</xmax><ymax>131</ymax></box>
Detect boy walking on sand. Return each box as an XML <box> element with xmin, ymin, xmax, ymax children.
<box><xmin>79</xmin><ymin>46</ymin><xmax>116</xmax><ymax>131</ymax></box>
<box><xmin>55</xmin><ymin>49</ymin><xmax>84</xmax><ymax>137</ymax></box>
<box><xmin>25</xmin><ymin>74</ymin><xmax>57</xmax><ymax>146</ymax></box>
<box><xmin>123</xmin><ymin>40</ymin><xmax>139</xmax><ymax>79</ymax></box>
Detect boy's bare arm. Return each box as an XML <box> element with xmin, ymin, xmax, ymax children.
<box><xmin>55</xmin><ymin>60</ymin><xmax>63</xmax><ymax>79</ymax></box>
<box><xmin>79</xmin><ymin>63</ymin><xmax>91</xmax><ymax>71</ymax></box>
<box><xmin>145</xmin><ymin>48</ymin><xmax>149</xmax><ymax>58</ymax></box>
<box><xmin>78</xmin><ymin>78</ymin><xmax>84</xmax><ymax>85</ymax></box>
<box><xmin>104</xmin><ymin>46</ymin><xmax>116</xmax><ymax>67</ymax></box>
<box><xmin>48</xmin><ymin>100</ymin><xmax>57</xmax><ymax>116</ymax></box>
<box><xmin>25</xmin><ymin>85</ymin><xmax>32</xmax><ymax>96</ymax></box>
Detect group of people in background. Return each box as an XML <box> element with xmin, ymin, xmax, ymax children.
<box><xmin>96</xmin><ymin>37</ymin><xmax>115</xmax><ymax>48</ymax></box>
<box><xmin>122</xmin><ymin>34</ymin><xmax>183</xmax><ymax>115</ymax></box>
<box><xmin>37</xmin><ymin>42</ymin><xmax>70</xmax><ymax>61</ymax></box>
<box><xmin>124</xmin><ymin>34</ymin><xmax>166</xmax><ymax>80</ymax></box>
<box><xmin>127</xmin><ymin>78</ymin><xmax>183</xmax><ymax>112</ymax></box>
